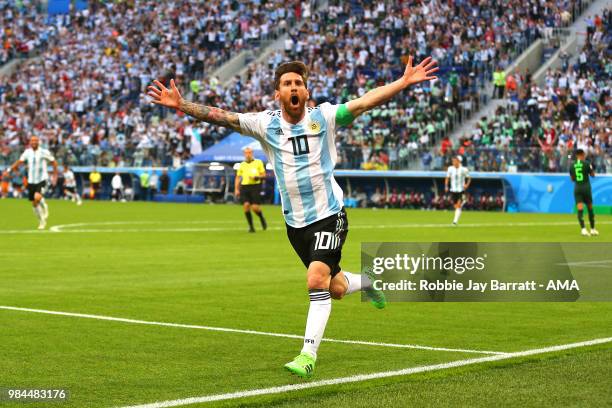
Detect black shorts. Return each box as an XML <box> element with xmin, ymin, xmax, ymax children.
<box><xmin>574</xmin><ymin>185</ymin><xmax>592</xmax><ymax>205</ymax></box>
<box><xmin>451</xmin><ymin>192</ymin><xmax>465</xmax><ymax>203</ymax></box>
<box><xmin>286</xmin><ymin>209</ymin><xmax>348</xmax><ymax>277</ymax></box>
<box><xmin>65</xmin><ymin>186</ymin><xmax>76</xmax><ymax>193</ymax></box>
<box><xmin>240</xmin><ymin>184</ymin><xmax>262</xmax><ymax>204</ymax></box>
<box><xmin>27</xmin><ymin>181</ymin><xmax>46</xmax><ymax>201</ymax></box>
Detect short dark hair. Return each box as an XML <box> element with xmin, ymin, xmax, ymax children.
<box><xmin>576</xmin><ymin>149</ymin><xmax>585</xmax><ymax>156</ymax></box>
<box><xmin>274</xmin><ymin>61</ymin><xmax>308</xmax><ymax>90</ymax></box>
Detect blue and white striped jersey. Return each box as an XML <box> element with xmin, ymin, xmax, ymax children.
<box><xmin>19</xmin><ymin>148</ymin><xmax>55</xmax><ymax>184</ymax></box>
<box><xmin>446</xmin><ymin>165</ymin><xmax>470</xmax><ymax>193</ymax></box>
<box><xmin>239</xmin><ymin>102</ymin><xmax>344</xmax><ymax>228</ymax></box>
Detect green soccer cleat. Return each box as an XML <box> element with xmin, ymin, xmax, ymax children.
<box><xmin>284</xmin><ymin>352</ymin><xmax>316</xmax><ymax>378</ymax></box>
<box><xmin>362</xmin><ymin>266</ymin><xmax>387</xmax><ymax>309</ymax></box>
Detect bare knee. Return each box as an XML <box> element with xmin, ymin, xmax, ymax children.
<box><xmin>306</xmin><ymin>262</ymin><xmax>331</xmax><ymax>290</ymax></box>
<box><xmin>329</xmin><ymin>284</ymin><xmax>345</xmax><ymax>299</ymax></box>
<box><xmin>243</xmin><ymin>203</ymin><xmax>251</xmax><ymax>212</ymax></box>
<box><xmin>329</xmin><ymin>272</ymin><xmax>347</xmax><ymax>299</ymax></box>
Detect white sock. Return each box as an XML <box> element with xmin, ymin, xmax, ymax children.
<box><xmin>453</xmin><ymin>208</ymin><xmax>462</xmax><ymax>223</ymax></box>
<box><xmin>65</xmin><ymin>191</ymin><xmax>74</xmax><ymax>200</ymax></box>
<box><xmin>33</xmin><ymin>206</ymin><xmax>43</xmax><ymax>221</ymax></box>
<box><xmin>343</xmin><ymin>271</ymin><xmax>371</xmax><ymax>295</ymax></box>
<box><xmin>301</xmin><ymin>289</ymin><xmax>331</xmax><ymax>360</ymax></box>
<box><xmin>40</xmin><ymin>199</ymin><xmax>48</xmax><ymax>218</ymax></box>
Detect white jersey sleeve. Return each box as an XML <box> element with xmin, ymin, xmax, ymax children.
<box><xmin>238</xmin><ymin>111</ymin><xmax>272</xmax><ymax>143</ymax></box>
<box><xmin>19</xmin><ymin>149</ymin><xmax>29</xmax><ymax>162</ymax></box>
<box><xmin>318</xmin><ymin>102</ymin><xmax>339</xmax><ymax>134</ymax></box>
<box><xmin>446</xmin><ymin>166</ymin><xmax>452</xmax><ymax>178</ymax></box>
<box><xmin>463</xmin><ymin>167</ymin><xmax>470</xmax><ymax>179</ymax></box>
<box><xmin>42</xmin><ymin>148</ymin><xmax>55</xmax><ymax>162</ymax></box>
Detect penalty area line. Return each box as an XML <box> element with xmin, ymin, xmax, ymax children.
<box><xmin>120</xmin><ymin>336</ymin><xmax>612</xmax><ymax>408</ymax></box>
<box><xmin>0</xmin><ymin>305</ymin><xmax>504</xmax><ymax>355</ymax></box>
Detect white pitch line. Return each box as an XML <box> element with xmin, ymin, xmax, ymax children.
<box><xmin>120</xmin><ymin>336</ymin><xmax>612</xmax><ymax>408</ymax></box>
<box><xmin>557</xmin><ymin>260</ymin><xmax>612</xmax><ymax>267</ymax></box>
<box><xmin>0</xmin><ymin>305</ymin><xmax>505</xmax><ymax>355</ymax></box>
<box><xmin>2</xmin><ymin>220</ymin><xmax>610</xmax><ymax>234</ymax></box>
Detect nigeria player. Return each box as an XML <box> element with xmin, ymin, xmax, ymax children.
<box><xmin>445</xmin><ymin>156</ymin><xmax>471</xmax><ymax>226</ymax></box>
<box><xmin>63</xmin><ymin>165</ymin><xmax>83</xmax><ymax>206</ymax></box>
<box><xmin>148</xmin><ymin>56</ymin><xmax>439</xmax><ymax>378</ymax></box>
<box><xmin>4</xmin><ymin>136</ymin><xmax>58</xmax><ymax>229</ymax></box>
<box><xmin>570</xmin><ymin>149</ymin><xmax>598</xmax><ymax>236</ymax></box>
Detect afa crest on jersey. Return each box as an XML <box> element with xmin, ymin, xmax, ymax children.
<box><xmin>309</xmin><ymin>121</ymin><xmax>321</xmax><ymax>134</ymax></box>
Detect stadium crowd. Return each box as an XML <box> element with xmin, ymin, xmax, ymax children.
<box><xmin>213</xmin><ymin>0</ymin><xmax>590</xmax><ymax>170</ymax></box>
<box><xmin>1</xmin><ymin>0</ymin><xmax>54</xmax><ymax>65</ymax></box>
<box><xmin>0</xmin><ymin>0</ymin><xmax>307</xmax><ymax>168</ymax></box>
<box><xmin>437</xmin><ymin>7</ymin><xmax>611</xmax><ymax>173</ymax></box>
<box><xmin>346</xmin><ymin>186</ymin><xmax>505</xmax><ymax>211</ymax></box>
<box><xmin>0</xmin><ymin>0</ymin><xmax>603</xmax><ymax>174</ymax></box>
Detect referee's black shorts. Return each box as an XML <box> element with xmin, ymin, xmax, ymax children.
<box><xmin>27</xmin><ymin>181</ymin><xmax>46</xmax><ymax>201</ymax></box>
<box><xmin>240</xmin><ymin>184</ymin><xmax>262</xmax><ymax>204</ymax></box>
<box><xmin>286</xmin><ymin>208</ymin><xmax>348</xmax><ymax>277</ymax></box>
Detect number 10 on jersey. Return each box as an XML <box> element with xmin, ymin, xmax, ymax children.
<box><xmin>289</xmin><ymin>135</ymin><xmax>310</xmax><ymax>156</ymax></box>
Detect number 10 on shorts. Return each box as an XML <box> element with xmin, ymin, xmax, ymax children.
<box><xmin>314</xmin><ymin>231</ymin><xmax>339</xmax><ymax>250</ymax></box>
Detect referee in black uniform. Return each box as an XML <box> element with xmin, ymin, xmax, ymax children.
<box><xmin>235</xmin><ymin>147</ymin><xmax>268</xmax><ymax>233</ymax></box>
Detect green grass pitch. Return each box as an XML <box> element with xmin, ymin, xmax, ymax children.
<box><xmin>0</xmin><ymin>199</ymin><xmax>610</xmax><ymax>407</ymax></box>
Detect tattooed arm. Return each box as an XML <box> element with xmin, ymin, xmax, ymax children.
<box><xmin>178</xmin><ymin>100</ymin><xmax>241</xmax><ymax>132</ymax></box>
<box><xmin>147</xmin><ymin>79</ymin><xmax>241</xmax><ymax>132</ymax></box>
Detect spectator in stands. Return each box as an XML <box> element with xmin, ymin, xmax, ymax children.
<box><xmin>387</xmin><ymin>188</ymin><xmax>399</xmax><ymax>208</ymax></box>
<box><xmin>353</xmin><ymin>187</ymin><xmax>368</xmax><ymax>208</ymax></box>
<box><xmin>370</xmin><ymin>187</ymin><xmax>385</xmax><ymax>208</ymax></box>
<box><xmin>493</xmin><ymin>66</ymin><xmax>506</xmax><ymax>99</ymax></box>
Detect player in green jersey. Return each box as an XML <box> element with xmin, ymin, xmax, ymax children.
<box><xmin>569</xmin><ymin>149</ymin><xmax>598</xmax><ymax>236</ymax></box>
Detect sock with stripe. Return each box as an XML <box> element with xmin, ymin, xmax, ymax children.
<box><xmin>301</xmin><ymin>289</ymin><xmax>331</xmax><ymax>360</ymax></box>
<box><xmin>343</xmin><ymin>271</ymin><xmax>372</xmax><ymax>295</ymax></box>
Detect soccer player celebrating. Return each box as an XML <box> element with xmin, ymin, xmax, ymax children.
<box><xmin>445</xmin><ymin>156</ymin><xmax>471</xmax><ymax>226</ymax></box>
<box><xmin>570</xmin><ymin>149</ymin><xmax>598</xmax><ymax>236</ymax></box>
<box><xmin>235</xmin><ymin>147</ymin><xmax>267</xmax><ymax>232</ymax></box>
<box><xmin>63</xmin><ymin>165</ymin><xmax>83</xmax><ymax>206</ymax></box>
<box><xmin>4</xmin><ymin>136</ymin><xmax>58</xmax><ymax>229</ymax></box>
<box><xmin>148</xmin><ymin>56</ymin><xmax>438</xmax><ymax>378</ymax></box>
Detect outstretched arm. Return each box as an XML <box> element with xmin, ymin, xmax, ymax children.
<box><xmin>346</xmin><ymin>56</ymin><xmax>439</xmax><ymax>118</ymax></box>
<box><xmin>5</xmin><ymin>159</ymin><xmax>24</xmax><ymax>175</ymax></box>
<box><xmin>147</xmin><ymin>79</ymin><xmax>241</xmax><ymax>132</ymax></box>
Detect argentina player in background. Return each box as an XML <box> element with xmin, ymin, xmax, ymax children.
<box><xmin>4</xmin><ymin>136</ymin><xmax>58</xmax><ymax>230</ymax></box>
<box><xmin>148</xmin><ymin>56</ymin><xmax>438</xmax><ymax>378</ymax></box>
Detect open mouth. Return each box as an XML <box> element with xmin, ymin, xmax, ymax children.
<box><xmin>290</xmin><ymin>95</ymin><xmax>299</xmax><ymax>106</ymax></box>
